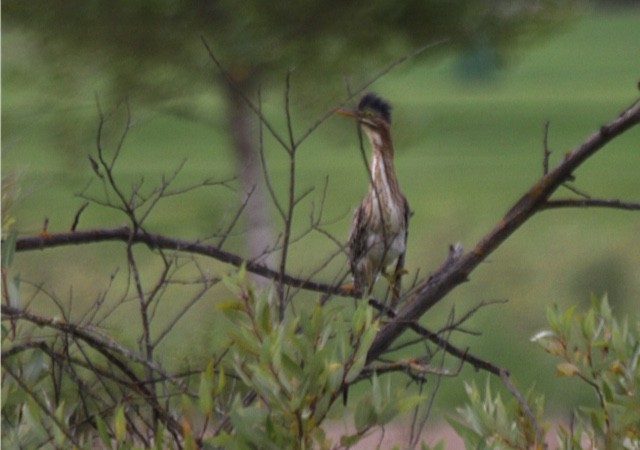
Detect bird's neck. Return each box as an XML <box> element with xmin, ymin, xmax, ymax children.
<box><xmin>364</xmin><ymin>127</ymin><xmax>401</xmax><ymax>200</ymax></box>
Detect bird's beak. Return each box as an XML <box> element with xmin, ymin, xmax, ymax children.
<box><xmin>334</xmin><ymin>107</ymin><xmax>358</xmax><ymax>118</ymax></box>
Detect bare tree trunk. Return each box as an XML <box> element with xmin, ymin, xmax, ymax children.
<box><xmin>223</xmin><ymin>82</ymin><xmax>273</xmax><ymax>264</ymax></box>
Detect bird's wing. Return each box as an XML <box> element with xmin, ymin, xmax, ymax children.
<box><xmin>392</xmin><ymin>195</ymin><xmax>411</xmax><ymax>295</ymax></box>
<box><xmin>348</xmin><ymin>200</ymin><xmax>369</xmax><ymax>288</ymax></box>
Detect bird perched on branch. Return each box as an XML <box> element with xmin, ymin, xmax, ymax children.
<box><xmin>336</xmin><ymin>93</ymin><xmax>409</xmax><ymax>298</ymax></box>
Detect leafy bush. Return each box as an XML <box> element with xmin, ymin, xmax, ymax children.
<box><xmin>450</xmin><ymin>296</ymin><xmax>640</xmax><ymax>449</ymax></box>
<box><xmin>199</xmin><ymin>267</ymin><xmax>423</xmax><ymax>449</ymax></box>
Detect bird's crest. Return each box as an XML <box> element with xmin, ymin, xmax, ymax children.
<box><xmin>358</xmin><ymin>93</ymin><xmax>392</xmax><ymax>124</ymax></box>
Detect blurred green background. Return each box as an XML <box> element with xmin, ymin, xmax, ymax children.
<box><xmin>2</xmin><ymin>1</ymin><xmax>639</xmax><ymax>424</ymax></box>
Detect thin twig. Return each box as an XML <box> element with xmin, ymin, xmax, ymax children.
<box><xmin>435</xmin><ymin>299</ymin><xmax>508</xmax><ymax>336</ymax></box>
<box><xmin>3</xmin><ymin>364</ymin><xmax>82</xmax><ymax>447</ymax></box>
<box><xmin>256</xmin><ymin>88</ymin><xmax>286</xmax><ymax>219</ymax></box>
<box><xmin>542</xmin><ymin>120</ymin><xmax>551</xmax><ymax>175</ymax></box>
<box><xmin>500</xmin><ymin>369</ymin><xmax>546</xmax><ymax>447</ymax></box>
<box><xmin>367</xmin><ymin>298</ymin><xmax>503</xmax><ymax>376</ymax></box>
<box><xmin>217</xmin><ymin>185</ymin><xmax>256</xmax><ymax>249</ymax></box>
<box><xmin>200</xmin><ymin>37</ymin><xmax>290</xmax><ymax>152</ymax></box>
<box><xmin>276</xmin><ymin>70</ymin><xmax>299</xmax><ymax>320</ymax></box>
<box><xmin>542</xmin><ymin>198</ymin><xmax>640</xmax><ymax>211</ymax></box>
<box><xmin>561</xmin><ymin>182</ymin><xmax>591</xmax><ymax>198</ymax></box>
<box><xmin>294</xmin><ymin>37</ymin><xmax>450</xmax><ymax>148</ymax></box>
<box><xmin>70</xmin><ymin>202</ymin><xmax>90</xmax><ymax>231</ymax></box>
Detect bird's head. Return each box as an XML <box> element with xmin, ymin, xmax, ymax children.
<box><xmin>336</xmin><ymin>93</ymin><xmax>392</xmax><ymax>130</ymax></box>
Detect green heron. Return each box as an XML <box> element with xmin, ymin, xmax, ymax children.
<box><xmin>337</xmin><ymin>93</ymin><xmax>409</xmax><ymax>297</ymax></box>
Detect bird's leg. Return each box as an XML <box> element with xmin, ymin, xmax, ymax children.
<box><xmin>382</xmin><ymin>265</ymin><xmax>408</xmax><ymax>309</ymax></box>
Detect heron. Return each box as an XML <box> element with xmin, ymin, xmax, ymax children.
<box><xmin>336</xmin><ymin>93</ymin><xmax>410</xmax><ymax>298</ymax></box>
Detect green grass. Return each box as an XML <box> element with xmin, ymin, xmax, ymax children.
<box><xmin>3</xmin><ymin>11</ymin><xmax>640</xmax><ymax>412</ymax></box>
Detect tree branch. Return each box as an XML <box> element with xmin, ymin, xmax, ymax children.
<box><xmin>541</xmin><ymin>198</ymin><xmax>640</xmax><ymax>211</ymax></box>
<box><xmin>1</xmin><ymin>304</ymin><xmax>183</xmax><ymax>439</ymax></box>
<box><xmin>12</xmin><ymin>226</ymin><xmax>348</xmax><ymax>296</ymax></box>
<box><xmin>368</xmin><ymin>297</ymin><xmax>503</xmax><ymax>376</ymax></box>
<box><xmin>366</xmin><ymin>98</ymin><xmax>640</xmax><ymax>363</ymax></box>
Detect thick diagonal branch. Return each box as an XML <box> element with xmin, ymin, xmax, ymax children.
<box><xmin>366</xmin><ymin>99</ymin><xmax>640</xmax><ymax>363</ymax></box>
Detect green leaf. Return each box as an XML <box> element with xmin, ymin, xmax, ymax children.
<box><xmin>601</xmin><ymin>378</ymin><xmax>614</xmax><ymax>402</ymax></box>
<box><xmin>314</xmin><ymin>393</ymin><xmax>332</xmax><ymax>421</ymax></box>
<box><xmin>95</xmin><ymin>414</ymin><xmax>113</xmax><ymax>449</ymax></box>
<box><xmin>561</xmin><ymin>305</ymin><xmax>577</xmax><ymax>333</ymax></box>
<box><xmin>546</xmin><ymin>304</ymin><xmax>561</xmax><ymax>332</ymax></box>
<box><xmin>327</xmin><ymin>361</ymin><xmax>344</xmax><ymax>393</ymax></box>
<box><xmin>556</xmin><ymin>362</ymin><xmax>580</xmax><ymax>377</ymax></box>
<box><xmin>6</xmin><ymin>273</ymin><xmax>21</xmax><ymax>309</ymax></box>
<box><xmin>1</xmin><ymin>229</ymin><xmax>17</xmax><ymax>267</ymax></box>
<box><xmin>354</xmin><ymin>394</ymin><xmax>375</xmax><ymax>432</ymax></box>
<box><xmin>205</xmin><ymin>432</ymin><xmax>233</xmax><ymax>448</ymax></box>
<box><xmin>280</xmin><ymin>352</ymin><xmax>303</xmax><ymax>382</ymax></box>
<box><xmin>395</xmin><ymin>393</ymin><xmax>429</xmax><ymax>416</ymax></box>
<box><xmin>340</xmin><ymin>433</ymin><xmax>362</xmax><ymax>447</ymax></box>
<box><xmin>53</xmin><ymin>401</ymin><xmax>67</xmax><ymax>447</ymax></box>
<box><xmin>448</xmin><ymin>416</ymin><xmax>484</xmax><ymax>448</ymax></box>
<box><xmin>221</xmin><ymin>274</ymin><xmax>242</xmax><ymax>297</ymax></box>
<box><xmin>334</xmin><ymin>326</ymin><xmax>348</xmax><ymax>362</ymax></box>
<box><xmin>237</xmin><ymin>262</ymin><xmax>247</xmax><ymax>284</ymax></box>
<box><xmin>599</xmin><ymin>294</ymin><xmax>612</xmax><ymax>320</ymax></box>
<box><xmin>423</xmin><ymin>440</ymin><xmax>446</xmax><ymax>450</ymax></box>
<box><xmin>25</xmin><ymin>396</ymin><xmax>42</xmax><ymax>424</ymax></box>
<box><xmin>346</xmin><ymin>323</ymin><xmax>378</xmax><ymax>384</ymax></box>
<box><xmin>228</xmin><ymin>327</ymin><xmax>260</xmax><ymax>356</ymax></box>
<box><xmin>154</xmin><ymin>422</ymin><xmax>166</xmax><ymax>450</ymax></box>
<box><xmin>256</xmin><ymin>294</ymin><xmax>273</xmax><ymax>335</ymax></box>
<box><xmin>610</xmin><ymin>321</ymin><xmax>627</xmax><ymax>358</ymax></box>
<box><xmin>114</xmin><ymin>404</ymin><xmax>126</xmax><ymax>442</ymax></box>
<box><xmin>199</xmin><ymin>359</ymin><xmax>215</xmax><ymax>413</ymax></box>
<box><xmin>371</xmin><ymin>372</ymin><xmax>382</xmax><ymax>414</ymax></box>
<box><xmin>581</xmin><ymin>307</ymin><xmax>596</xmax><ymax>340</ymax></box>
<box><xmin>250</xmin><ymin>364</ymin><xmax>284</xmax><ymax>406</ymax></box>
<box><xmin>216</xmin><ymin>365</ymin><xmax>226</xmax><ymax>395</ymax></box>
<box><xmin>216</xmin><ymin>298</ymin><xmax>245</xmax><ymax>313</ymax></box>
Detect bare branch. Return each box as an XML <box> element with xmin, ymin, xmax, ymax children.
<box><xmin>3</xmin><ymin>364</ymin><xmax>82</xmax><ymax>447</ymax></box>
<box><xmin>435</xmin><ymin>299</ymin><xmax>508</xmax><ymax>336</ymax></box>
<box><xmin>500</xmin><ymin>369</ymin><xmax>545</xmax><ymax>446</ymax></box>
<box><xmin>152</xmin><ymin>274</ymin><xmax>220</xmax><ymax>347</ymax></box>
<box><xmin>200</xmin><ymin>37</ymin><xmax>290</xmax><ymax>152</ymax></box>
<box><xmin>294</xmin><ymin>37</ymin><xmax>450</xmax><ymax>148</ymax></box>
<box><xmin>70</xmin><ymin>202</ymin><xmax>90</xmax><ymax>231</ymax></box>
<box><xmin>1</xmin><ymin>305</ymin><xmax>183</xmax><ymax>439</ymax></box>
<box><xmin>12</xmin><ymin>226</ymin><xmax>348</xmax><ymax>296</ymax></box>
<box><xmin>561</xmin><ymin>182</ymin><xmax>590</xmax><ymax>198</ymax></box>
<box><xmin>542</xmin><ymin>120</ymin><xmax>551</xmax><ymax>175</ymax></box>
<box><xmin>256</xmin><ymin>89</ymin><xmax>286</xmax><ymax>219</ymax></box>
<box><xmin>542</xmin><ymin>198</ymin><xmax>640</xmax><ymax>211</ymax></box>
<box><xmin>276</xmin><ymin>70</ymin><xmax>300</xmax><ymax>320</ymax></box>
<box><xmin>367</xmin><ymin>298</ymin><xmax>503</xmax><ymax>376</ymax></box>
<box><xmin>366</xmin><ymin>97</ymin><xmax>640</xmax><ymax>363</ymax></box>
<box><xmin>216</xmin><ymin>185</ymin><xmax>256</xmax><ymax>249</ymax></box>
